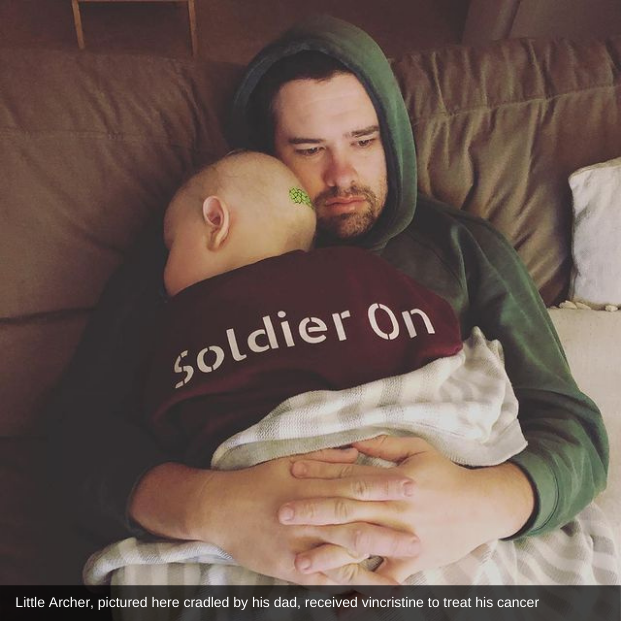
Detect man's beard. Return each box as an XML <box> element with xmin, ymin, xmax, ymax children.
<box><xmin>314</xmin><ymin>184</ymin><xmax>384</xmax><ymax>241</ymax></box>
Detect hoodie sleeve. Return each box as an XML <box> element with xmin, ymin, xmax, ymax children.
<box><xmin>46</xmin><ymin>217</ymin><xmax>172</xmax><ymax>541</ymax></box>
<box><xmin>457</xmin><ymin>216</ymin><xmax>609</xmax><ymax>536</ymax></box>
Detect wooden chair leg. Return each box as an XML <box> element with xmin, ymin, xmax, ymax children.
<box><xmin>71</xmin><ymin>0</ymin><xmax>85</xmax><ymax>50</ymax></box>
<box><xmin>187</xmin><ymin>0</ymin><xmax>198</xmax><ymax>57</ymax></box>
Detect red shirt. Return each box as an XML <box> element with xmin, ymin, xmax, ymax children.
<box><xmin>144</xmin><ymin>247</ymin><xmax>462</xmax><ymax>465</ymax></box>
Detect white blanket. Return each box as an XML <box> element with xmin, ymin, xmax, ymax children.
<box><xmin>84</xmin><ymin>328</ymin><xmax>619</xmax><ymax>586</ymax></box>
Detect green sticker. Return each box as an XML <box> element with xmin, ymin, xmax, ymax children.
<box><xmin>289</xmin><ymin>187</ymin><xmax>313</xmax><ymax>209</ymax></box>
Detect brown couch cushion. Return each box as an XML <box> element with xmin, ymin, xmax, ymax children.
<box><xmin>392</xmin><ymin>36</ymin><xmax>621</xmax><ymax>305</ymax></box>
<box><xmin>0</xmin><ymin>49</ymin><xmax>241</xmax><ymax>436</ymax></box>
<box><xmin>0</xmin><ymin>48</ymin><xmax>243</xmax><ymax>584</ymax></box>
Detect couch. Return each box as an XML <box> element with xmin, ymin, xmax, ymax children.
<box><xmin>1</xmin><ymin>34</ymin><xmax>619</xmax><ymax>584</ymax></box>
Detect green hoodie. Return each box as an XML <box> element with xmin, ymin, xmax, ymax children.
<box><xmin>48</xmin><ymin>16</ymin><xmax>608</xmax><ymax>546</ymax></box>
<box><xmin>229</xmin><ymin>15</ymin><xmax>608</xmax><ymax>536</ymax></box>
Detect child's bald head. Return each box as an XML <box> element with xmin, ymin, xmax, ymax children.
<box><xmin>164</xmin><ymin>151</ymin><xmax>316</xmax><ymax>251</ymax></box>
<box><xmin>163</xmin><ymin>151</ymin><xmax>317</xmax><ymax>295</ymax></box>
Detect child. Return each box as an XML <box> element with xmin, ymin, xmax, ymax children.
<box><xmin>143</xmin><ymin>151</ymin><xmax>463</xmax><ymax>466</ymax></box>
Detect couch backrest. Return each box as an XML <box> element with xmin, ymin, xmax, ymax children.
<box><xmin>393</xmin><ymin>36</ymin><xmax>621</xmax><ymax>305</ymax></box>
<box><xmin>1</xmin><ymin>37</ymin><xmax>619</xmax><ymax>436</ymax></box>
<box><xmin>0</xmin><ymin>49</ymin><xmax>240</xmax><ymax>435</ymax></box>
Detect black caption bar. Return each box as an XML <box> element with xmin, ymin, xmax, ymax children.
<box><xmin>1</xmin><ymin>585</ymin><xmax>619</xmax><ymax>621</ymax></box>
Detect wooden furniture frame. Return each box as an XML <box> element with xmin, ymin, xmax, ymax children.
<box><xmin>71</xmin><ymin>0</ymin><xmax>198</xmax><ymax>57</ymax></box>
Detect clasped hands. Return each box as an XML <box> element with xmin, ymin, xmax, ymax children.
<box><xmin>208</xmin><ymin>435</ymin><xmax>530</xmax><ymax>586</ymax></box>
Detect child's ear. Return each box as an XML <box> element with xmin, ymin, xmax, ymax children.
<box><xmin>202</xmin><ymin>195</ymin><xmax>230</xmax><ymax>250</ymax></box>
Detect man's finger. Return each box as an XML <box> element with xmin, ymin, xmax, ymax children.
<box><xmin>374</xmin><ymin>558</ymin><xmax>419</xmax><ymax>583</ymax></box>
<box><xmin>292</xmin><ymin>460</ymin><xmax>380</xmax><ymax>479</ymax></box>
<box><xmin>322</xmin><ymin>563</ymin><xmax>399</xmax><ymax>586</ymax></box>
<box><xmin>291</xmin><ymin>456</ymin><xmax>411</xmax><ymax>486</ymax></box>
<box><xmin>294</xmin><ymin>544</ymin><xmax>369</xmax><ymax>574</ymax></box>
<box><xmin>296</xmin><ymin>571</ymin><xmax>343</xmax><ymax>587</ymax></box>
<box><xmin>291</xmin><ymin>447</ymin><xmax>359</xmax><ymax>464</ymax></box>
<box><xmin>279</xmin><ymin>490</ymin><xmax>411</xmax><ymax>525</ymax></box>
<box><xmin>291</xmin><ymin>463</ymin><xmax>416</xmax><ymax>501</ymax></box>
<box><xmin>352</xmin><ymin>435</ymin><xmax>433</xmax><ymax>461</ymax></box>
<box><xmin>299</xmin><ymin>523</ymin><xmax>420</xmax><ymax>568</ymax></box>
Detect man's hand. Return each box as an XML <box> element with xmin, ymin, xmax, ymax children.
<box><xmin>129</xmin><ymin>448</ymin><xmax>419</xmax><ymax>585</ymax></box>
<box><xmin>280</xmin><ymin>435</ymin><xmax>535</xmax><ymax>584</ymax></box>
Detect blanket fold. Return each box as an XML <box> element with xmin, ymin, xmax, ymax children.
<box><xmin>84</xmin><ymin>328</ymin><xmax>619</xmax><ymax>586</ymax></box>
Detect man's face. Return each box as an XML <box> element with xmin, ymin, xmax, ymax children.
<box><xmin>272</xmin><ymin>73</ymin><xmax>388</xmax><ymax>240</ymax></box>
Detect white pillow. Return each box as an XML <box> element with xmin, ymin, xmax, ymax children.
<box><xmin>569</xmin><ymin>157</ymin><xmax>621</xmax><ymax>308</ymax></box>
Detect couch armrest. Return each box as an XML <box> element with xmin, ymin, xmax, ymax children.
<box><xmin>548</xmin><ymin>308</ymin><xmax>620</xmax><ymax>546</ymax></box>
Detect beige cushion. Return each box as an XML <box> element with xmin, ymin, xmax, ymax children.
<box><xmin>569</xmin><ymin>157</ymin><xmax>621</xmax><ymax>308</ymax></box>
<box><xmin>549</xmin><ymin>308</ymin><xmax>621</xmax><ymax>546</ymax></box>
<box><xmin>393</xmin><ymin>36</ymin><xmax>621</xmax><ymax>306</ymax></box>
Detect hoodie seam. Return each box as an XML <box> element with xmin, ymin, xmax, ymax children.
<box><xmin>401</xmin><ymin>225</ymin><xmax>467</xmax><ymax>299</ymax></box>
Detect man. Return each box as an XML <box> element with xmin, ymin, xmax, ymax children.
<box><xmin>50</xmin><ymin>16</ymin><xmax>608</xmax><ymax>586</ymax></box>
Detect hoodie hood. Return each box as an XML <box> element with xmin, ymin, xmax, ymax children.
<box><xmin>229</xmin><ymin>15</ymin><xmax>417</xmax><ymax>252</ymax></box>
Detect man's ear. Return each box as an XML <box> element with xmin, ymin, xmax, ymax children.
<box><xmin>202</xmin><ymin>195</ymin><xmax>230</xmax><ymax>250</ymax></box>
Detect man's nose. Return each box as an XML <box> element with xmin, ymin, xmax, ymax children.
<box><xmin>323</xmin><ymin>150</ymin><xmax>357</xmax><ymax>189</ymax></box>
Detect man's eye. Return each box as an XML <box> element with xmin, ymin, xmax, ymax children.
<box><xmin>356</xmin><ymin>138</ymin><xmax>376</xmax><ymax>148</ymax></box>
<box><xmin>295</xmin><ymin>147</ymin><xmax>322</xmax><ymax>156</ymax></box>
